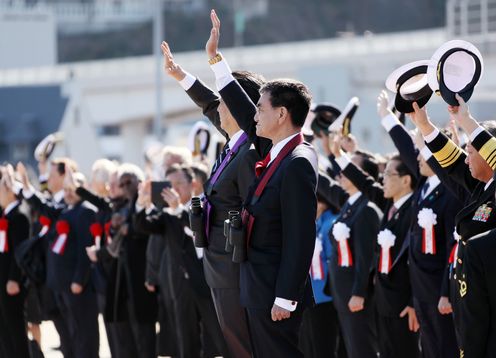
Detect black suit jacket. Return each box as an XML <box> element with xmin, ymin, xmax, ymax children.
<box><xmin>341</xmin><ymin>162</ymin><xmax>414</xmax><ymax>316</ymax></box>
<box><xmin>45</xmin><ymin>201</ymin><xmax>96</xmax><ymax>291</ymax></box>
<box><xmin>388</xmin><ymin>124</ymin><xmax>464</xmax><ymax>303</ymax></box>
<box><xmin>0</xmin><ymin>204</ymin><xmax>30</xmax><ymax>285</ymax></box>
<box><xmin>458</xmin><ymin>229</ymin><xmax>496</xmax><ymax>358</ymax></box>
<box><xmin>328</xmin><ymin>194</ymin><xmax>382</xmax><ymax>312</ymax></box>
<box><xmin>134</xmin><ymin>206</ymin><xmax>211</xmax><ymax>299</ymax></box>
<box><xmin>240</xmin><ymin>143</ymin><xmax>318</xmax><ymax>309</ymax></box>
<box><xmin>186</xmin><ymin>79</ymin><xmax>258</xmax><ymax>288</ymax></box>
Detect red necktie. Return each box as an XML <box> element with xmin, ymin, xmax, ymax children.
<box><xmin>255</xmin><ymin>153</ymin><xmax>271</xmax><ymax>177</ymax></box>
<box><xmin>387</xmin><ymin>205</ymin><xmax>397</xmax><ymax>221</ymax></box>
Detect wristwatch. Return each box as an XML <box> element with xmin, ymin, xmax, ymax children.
<box><xmin>208</xmin><ymin>53</ymin><xmax>223</xmax><ymax>65</ymax></box>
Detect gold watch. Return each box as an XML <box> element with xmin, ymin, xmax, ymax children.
<box><xmin>208</xmin><ymin>53</ymin><xmax>223</xmax><ymax>65</ymax></box>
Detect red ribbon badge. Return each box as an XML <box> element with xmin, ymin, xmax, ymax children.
<box><xmin>52</xmin><ymin>220</ymin><xmax>70</xmax><ymax>255</ymax></box>
<box><xmin>0</xmin><ymin>217</ymin><xmax>9</xmax><ymax>253</ymax></box>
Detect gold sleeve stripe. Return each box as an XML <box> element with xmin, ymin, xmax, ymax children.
<box><xmin>479</xmin><ymin>137</ymin><xmax>496</xmax><ymax>169</ymax></box>
<box><xmin>433</xmin><ymin>140</ymin><xmax>462</xmax><ymax>168</ymax></box>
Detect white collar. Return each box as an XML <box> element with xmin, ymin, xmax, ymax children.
<box><xmin>484</xmin><ymin>178</ymin><xmax>494</xmax><ymax>191</ymax></box>
<box><xmin>268</xmin><ymin>132</ymin><xmax>300</xmax><ymax>165</ymax></box>
<box><xmin>4</xmin><ymin>201</ymin><xmax>19</xmax><ymax>216</ymax></box>
<box><xmin>424</xmin><ymin>175</ymin><xmax>440</xmax><ymax>195</ymax></box>
<box><xmin>394</xmin><ymin>192</ymin><xmax>413</xmax><ymax>210</ymax></box>
<box><xmin>228</xmin><ymin>130</ymin><xmax>245</xmax><ymax>150</ymax></box>
<box><xmin>347</xmin><ymin>192</ymin><xmax>362</xmax><ymax>205</ymax></box>
<box><xmin>53</xmin><ymin>189</ymin><xmax>65</xmax><ymax>203</ymax></box>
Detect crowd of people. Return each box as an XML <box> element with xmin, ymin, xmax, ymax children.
<box><xmin>0</xmin><ymin>8</ymin><xmax>495</xmax><ymax>358</ymax></box>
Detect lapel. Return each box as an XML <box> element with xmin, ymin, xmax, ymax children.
<box><xmin>386</xmin><ymin>196</ymin><xmax>414</xmax><ymax>268</ymax></box>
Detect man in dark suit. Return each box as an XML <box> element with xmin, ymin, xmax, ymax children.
<box><xmin>332</xmin><ymin>143</ymin><xmax>421</xmax><ymax>357</ymax></box>
<box><xmin>326</xmin><ymin>150</ymin><xmax>382</xmax><ymax>358</ymax></box>
<box><xmin>161</xmin><ymin>41</ymin><xmax>264</xmax><ymax>358</ymax></box>
<box><xmin>0</xmin><ymin>170</ymin><xmax>30</xmax><ymax>358</ymax></box>
<box><xmin>135</xmin><ymin>164</ymin><xmax>227</xmax><ymax>358</ymax></box>
<box><xmin>17</xmin><ymin>158</ymin><xmax>78</xmax><ymax>357</ymax></box>
<box><xmin>377</xmin><ymin>93</ymin><xmax>462</xmax><ymax>357</ymax></box>
<box><xmin>203</xmin><ymin>10</ymin><xmax>318</xmax><ymax>357</ymax></box>
<box><xmin>23</xmin><ymin>167</ymin><xmax>100</xmax><ymax>358</ymax></box>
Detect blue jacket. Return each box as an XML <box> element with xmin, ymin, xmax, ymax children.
<box><xmin>310</xmin><ymin>209</ymin><xmax>336</xmax><ymax>304</ymax></box>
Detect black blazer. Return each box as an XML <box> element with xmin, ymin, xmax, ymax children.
<box><xmin>388</xmin><ymin>124</ymin><xmax>464</xmax><ymax>303</ymax></box>
<box><xmin>0</xmin><ymin>204</ymin><xmax>30</xmax><ymax>285</ymax></box>
<box><xmin>186</xmin><ymin>79</ymin><xmax>258</xmax><ymax>288</ymax></box>
<box><xmin>45</xmin><ymin>201</ymin><xmax>96</xmax><ymax>291</ymax></box>
<box><xmin>458</xmin><ymin>229</ymin><xmax>496</xmax><ymax>358</ymax></box>
<box><xmin>240</xmin><ymin>143</ymin><xmax>318</xmax><ymax>309</ymax></box>
<box><xmin>134</xmin><ymin>206</ymin><xmax>211</xmax><ymax>299</ymax></box>
<box><xmin>341</xmin><ymin>162</ymin><xmax>414</xmax><ymax>317</ymax></box>
<box><xmin>328</xmin><ymin>194</ymin><xmax>382</xmax><ymax>312</ymax></box>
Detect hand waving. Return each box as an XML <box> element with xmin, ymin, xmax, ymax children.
<box><xmin>206</xmin><ymin>9</ymin><xmax>221</xmax><ymax>59</ymax></box>
<box><xmin>160</xmin><ymin>41</ymin><xmax>186</xmax><ymax>81</ymax></box>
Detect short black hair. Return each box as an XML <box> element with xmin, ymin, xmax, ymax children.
<box><xmin>390</xmin><ymin>153</ymin><xmax>417</xmax><ymax>190</ymax></box>
<box><xmin>260</xmin><ymin>79</ymin><xmax>312</xmax><ymax>128</ymax></box>
<box><xmin>165</xmin><ymin>164</ymin><xmax>194</xmax><ymax>183</ymax></box>
<box><xmin>353</xmin><ymin>150</ymin><xmax>379</xmax><ymax>181</ymax></box>
<box><xmin>190</xmin><ymin>162</ymin><xmax>209</xmax><ymax>186</ymax></box>
<box><xmin>51</xmin><ymin>158</ymin><xmax>78</xmax><ymax>176</ymax></box>
<box><xmin>232</xmin><ymin>71</ymin><xmax>266</xmax><ymax>105</ymax></box>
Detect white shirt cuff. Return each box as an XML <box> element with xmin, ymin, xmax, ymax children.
<box><xmin>420</xmin><ymin>146</ymin><xmax>433</xmax><ymax>160</ymax></box>
<box><xmin>23</xmin><ymin>185</ymin><xmax>35</xmax><ymax>199</ymax></box>
<box><xmin>381</xmin><ymin>113</ymin><xmax>401</xmax><ymax>132</ymax></box>
<box><xmin>210</xmin><ymin>54</ymin><xmax>235</xmax><ymax>91</ymax></box>
<box><xmin>168</xmin><ymin>204</ymin><xmax>185</xmax><ymax>216</ymax></box>
<box><xmin>274</xmin><ymin>297</ymin><xmax>297</xmax><ymax>312</ymax></box>
<box><xmin>335</xmin><ymin>153</ymin><xmax>351</xmax><ymax>169</ymax></box>
<box><xmin>178</xmin><ymin>72</ymin><xmax>196</xmax><ymax>91</ymax></box>
<box><xmin>423</xmin><ymin>128</ymin><xmax>440</xmax><ymax>143</ymax></box>
<box><xmin>469</xmin><ymin>126</ymin><xmax>485</xmax><ymax>142</ymax></box>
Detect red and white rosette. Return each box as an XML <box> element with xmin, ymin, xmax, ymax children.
<box><xmin>0</xmin><ymin>217</ymin><xmax>8</xmax><ymax>253</ymax></box>
<box><xmin>104</xmin><ymin>221</ymin><xmax>112</xmax><ymax>244</ymax></box>
<box><xmin>90</xmin><ymin>223</ymin><xmax>103</xmax><ymax>249</ymax></box>
<box><xmin>332</xmin><ymin>222</ymin><xmax>352</xmax><ymax>267</ymax></box>
<box><xmin>38</xmin><ymin>215</ymin><xmax>51</xmax><ymax>238</ymax></box>
<box><xmin>417</xmin><ymin>208</ymin><xmax>437</xmax><ymax>254</ymax></box>
<box><xmin>52</xmin><ymin>220</ymin><xmax>70</xmax><ymax>255</ymax></box>
<box><xmin>310</xmin><ymin>239</ymin><xmax>324</xmax><ymax>280</ymax></box>
<box><xmin>377</xmin><ymin>229</ymin><xmax>396</xmax><ymax>274</ymax></box>
<box><xmin>449</xmin><ymin>229</ymin><xmax>461</xmax><ymax>268</ymax></box>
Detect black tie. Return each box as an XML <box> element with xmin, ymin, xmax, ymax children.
<box><xmin>211</xmin><ymin>144</ymin><xmax>230</xmax><ymax>175</ymax></box>
<box><xmin>418</xmin><ymin>181</ymin><xmax>430</xmax><ymax>203</ymax></box>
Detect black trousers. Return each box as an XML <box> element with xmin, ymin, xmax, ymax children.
<box><xmin>173</xmin><ymin>281</ymin><xmax>228</xmax><ymax>358</ymax></box>
<box><xmin>126</xmin><ymin>299</ymin><xmax>157</xmax><ymax>358</ymax></box>
<box><xmin>246</xmin><ymin>306</ymin><xmax>304</xmax><ymax>358</ymax></box>
<box><xmin>376</xmin><ymin>310</ymin><xmax>420</xmax><ymax>358</ymax></box>
<box><xmin>157</xmin><ymin>291</ymin><xmax>178</xmax><ymax>357</ymax></box>
<box><xmin>0</xmin><ymin>288</ymin><xmax>29</xmax><ymax>358</ymax></box>
<box><xmin>299</xmin><ymin>301</ymin><xmax>347</xmax><ymax>358</ymax></box>
<box><xmin>413</xmin><ymin>299</ymin><xmax>458</xmax><ymax>358</ymax></box>
<box><xmin>335</xmin><ymin>302</ymin><xmax>378</xmax><ymax>358</ymax></box>
<box><xmin>55</xmin><ymin>288</ymin><xmax>99</xmax><ymax>358</ymax></box>
<box><xmin>211</xmin><ymin>287</ymin><xmax>252</xmax><ymax>358</ymax></box>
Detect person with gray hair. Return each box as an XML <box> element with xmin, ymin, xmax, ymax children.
<box><xmin>90</xmin><ymin>159</ymin><xmax>118</xmax><ymax>197</ymax></box>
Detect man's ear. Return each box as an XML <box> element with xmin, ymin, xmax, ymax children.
<box><xmin>278</xmin><ymin>107</ymin><xmax>288</xmax><ymax>124</ymax></box>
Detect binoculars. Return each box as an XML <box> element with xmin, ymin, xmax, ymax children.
<box><xmin>189</xmin><ymin>197</ymin><xmax>208</xmax><ymax>248</ymax></box>
<box><xmin>223</xmin><ymin>210</ymin><xmax>247</xmax><ymax>263</ymax></box>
